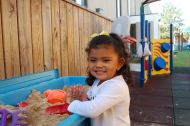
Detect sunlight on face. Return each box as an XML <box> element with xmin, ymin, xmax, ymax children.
<box><xmin>88</xmin><ymin>45</ymin><xmax>124</xmax><ymax>83</ymax></box>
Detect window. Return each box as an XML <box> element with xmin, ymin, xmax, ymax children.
<box><xmin>73</xmin><ymin>0</ymin><xmax>87</xmax><ymax>7</ymax></box>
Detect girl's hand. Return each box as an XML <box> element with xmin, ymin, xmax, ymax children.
<box><xmin>68</xmin><ymin>85</ymin><xmax>88</xmax><ymax>102</ymax></box>
<box><xmin>80</xmin><ymin>87</ymin><xmax>89</xmax><ymax>101</ymax></box>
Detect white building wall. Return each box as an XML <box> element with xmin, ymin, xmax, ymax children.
<box><xmin>88</xmin><ymin>0</ymin><xmax>117</xmax><ymax>20</ymax></box>
<box><xmin>87</xmin><ymin>0</ymin><xmax>159</xmax><ymax>40</ymax></box>
<box><xmin>87</xmin><ymin>0</ymin><xmax>130</xmax><ymax>20</ymax></box>
<box><xmin>121</xmin><ymin>0</ymin><xmax>129</xmax><ymax>16</ymax></box>
<box><xmin>129</xmin><ymin>0</ymin><xmax>143</xmax><ymax>15</ymax></box>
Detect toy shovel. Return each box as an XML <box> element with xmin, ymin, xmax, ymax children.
<box><xmin>45</xmin><ymin>103</ymin><xmax>70</xmax><ymax>115</ymax></box>
<box><xmin>0</xmin><ymin>109</ymin><xmax>8</xmax><ymax>126</ymax></box>
<box><xmin>0</xmin><ymin>108</ymin><xmax>28</xmax><ymax>126</ymax></box>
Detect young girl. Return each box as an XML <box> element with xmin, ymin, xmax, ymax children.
<box><xmin>68</xmin><ymin>32</ymin><xmax>133</xmax><ymax>126</ymax></box>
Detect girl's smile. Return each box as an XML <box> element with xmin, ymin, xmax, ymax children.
<box><xmin>94</xmin><ymin>69</ymin><xmax>107</xmax><ymax>76</ymax></box>
<box><xmin>88</xmin><ymin>45</ymin><xmax>124</xmax><ymax>83</ymax></box>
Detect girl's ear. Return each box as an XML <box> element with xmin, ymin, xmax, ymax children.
<box><xmin>117</xmin><ymin>58</ymin><xmax>125</xmax><ymax>70</ymax></box>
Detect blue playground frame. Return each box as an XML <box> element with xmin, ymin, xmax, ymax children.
<box><xmin>139</xmin><ymin>0</ymin><xmax>173</xmax><ymax>87</ymax></box>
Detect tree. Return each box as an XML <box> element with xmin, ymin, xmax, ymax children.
<box><xmin>159</xmin><ymin>2</ymin><xmax>184</xmax><ymax>38</ymax></box>
<box><xmin>183</xmin><ymin>27</ymin><xmax>190</xmax><ymax>42</ymax></box>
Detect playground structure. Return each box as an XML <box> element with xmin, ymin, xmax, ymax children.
<box><xmin>111</xmin><ymin>4</ymin><xmax>173</xmax><ymax>87</ymax></box>
<box><xmin>139</xmin><ymin>0</ymin><xmax>173</xmax><ymax>87</ymax></box>
<box><xmin>151</xmin><ymin>39</ymin><xmax>171</xmax><ymax>75</ymax></box>
<box><xmin>108</xmin><ymin>0</ymin><xmax>175</xmax><ymax>87</ymax></box>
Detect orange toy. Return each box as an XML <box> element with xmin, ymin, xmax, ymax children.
<box><xmin>44</xmin><ymin>90</ymin><xmax>67</xmax><ymax>104</ymax></box>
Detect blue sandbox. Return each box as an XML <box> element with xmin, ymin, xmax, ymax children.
<box><xmin>154</xmin><ymin>57</ymin><xmax>166</xmax><ymax>71</ymax></box>
<box><xmin>0</xmin><ymin>76</ymin><xmax>91</xmax><ymax>126</ymax></box>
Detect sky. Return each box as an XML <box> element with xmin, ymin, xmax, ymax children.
<box><xmin>149</xmin><ymin>0</ymin><xmax>190</xmax><ymax>27</ymax></box>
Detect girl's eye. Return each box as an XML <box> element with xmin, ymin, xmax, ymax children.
<box><xmin>89</xmin><ymin>59</ymin><xmax>96</xmax><ymax>62</ymax></box>
<box><xmin>103</xmin><ymin>59</ymin><xmax>111</xmax><ymax>63</ymax></box>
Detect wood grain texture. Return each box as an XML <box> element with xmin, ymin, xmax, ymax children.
<box><xmin>83</xmin><ymin>10</ymin><xmax>89</xmax><ymax>76</ymax></box>
<box><xmin>31</xmin><ymin>0</ymin><xmax>44</xmax><ymax>72</ymax></box>
<box><xmin>42</xmin><ymin>0</ymin><xmax>53</xmax><ymax>71</ymax></box>
<box><xmin>88</xmin><ymin>13</ymin><xmax>93</xmax><ymax>40</ymax></box>
<box><xmin>73</xmin><ymin>6</ymin><xmax>80</xmax><ymax>75</ymax></box>
<box><xmin>95</xmin><ymin>15</ymin><xmax>99</xmax><ymax>33</ymax></box>
<box><xmin>67</xmin><ymin>3</ymin><xmax>75</xmax><ymax>75</ymax></box>
<box><xmin>0</xmin><ymin>0</ymin><xmax>112</xmax><ymax>79</ymax></box>
<box><xmin>108</xmin><ymin>21</ymin><xmax>112</xmax><ymax>32</ymax></box>
<box><xmin>98</xmin><ymin>16</ymin><xmax>102</xmax><ymax>33</ymax></box>
<box><xmin>0</xmin><ymin>0</ymin><xmax>5</xmax><ymax>79</ymax></box>
<box><xmin>51</xmin><ymin>0</ymin><xmax>61</xmax><ymax>72</ymax></box>
<box><xmin>101</xmin><ymin>18</ymin><xmax>106</xmax><ymax>31</ymax></box>
<box><xmin>90</xmin><ymin>13</ymin><xmax>96</xmax><ymax>34</ymax></box>
<box><xmin>78</xmin><ymin>8</ymin><xmax>85</xmax><ymax>75</ymax></box>
<box><xmin>17</xmin><ymin>0</ymin><xmax>33</xmax><ymax>75</ymax></box>
<box><xmin>60</xmin><ymin>0</ymin><xmax>69</xmax><ymax>76</ymax></box>
<box><xmin>1</xmin><ymin>0</ymin><xmax>20</xmax><ymax>78</ymax></box>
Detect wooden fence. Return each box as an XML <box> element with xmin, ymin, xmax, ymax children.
<box><xmin>0</xmin><ymin>0</ymin><xmax>112</xmax><ymax>80</ymax></box>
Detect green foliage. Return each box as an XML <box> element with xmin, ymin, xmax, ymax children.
<box><xmin>159</xmin><ymin>2</ymin><xmax>184</xmax><ymax>38</ymax></box>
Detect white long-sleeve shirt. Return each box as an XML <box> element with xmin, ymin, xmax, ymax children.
<box><xmin>68</xmin><ymin>75</ymin><xmax>131</xmax><ymax>126</ymax></box>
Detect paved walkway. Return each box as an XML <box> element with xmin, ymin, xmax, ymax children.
<box><xmin>172</xmin><ymin>68</ymin><xmax>190</xmax><ymax>126</ymax></box>
<box><xmin>129</xmin><ymin>68</ymin><xmax>190</xmax><ymax>126</ymax></box>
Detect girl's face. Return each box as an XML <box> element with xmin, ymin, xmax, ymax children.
<box><xmin>88</xmin><ymin>45</ymin><xmax>124</xmax><ymax>83</ymax></box>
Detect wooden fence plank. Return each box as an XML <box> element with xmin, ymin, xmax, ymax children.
<box><xmin>0</xmin><ymin>0</ymin><xmax>5</xmax><ymax>79</ymax></box>
<box><xmin>106</xmin><ymin>19</ymin><xmax>110</xmax><ymax>32</ymax></box>
<box><xmin>90</xmin><ymin>13</ymin><xmax>96</xmax><ymax>34</ymax></box>
<box><xmin>0</xmin><ymin>0</ymin><xmax>113</xmax><ymax>79</ymax></box>
<box><xmin>108</xmin><ymin>21</ymin><xmax>112</xmax><ymax>32</ymax></box>
<box><xmin>95</xmin><ymin>15</ymin><xmax>99</xmax><ymax>33</ymax></box>
<box><xmin>31</xmin><ymin>0</ymin><xmax>44</xmax><ymax>72</ymax></box>
<box><xmin>86</xmin><ymin>12</ymin><xmax>91</xmax><ymax>46</ymax></box>
<box><xmin>73</xmin><ymin>6</ymin><xmax>80</xmax><ymax>75</ymax></box>
<box><xmin>101</xmin><ymin>18</ymin><xmax>106</xmax><ymax>32</ymax></box>
<box><xmin>82</xmin><ymin>10</ymin><xmax>89</xmax><ymax>75</ymax></box>
<box><xmin>67</xmin><ymin>3</ymin><xmax>75</xmax><ymax>75</ymax></box>
<box><xmin>1</xmin><ymin>0</ymin><xmax>20</xmax><ymax>78</ymax></box>
<box><xmin>51</xmin><ymin>0</ymin><xmax>61</xmax><ymax>72</ymax></box>
<box><xmin>42</xmin><ymin>0</ymin><xmax>53</xmax><ymax>70</ymax></box>
<box><xmin>103</xmin><ymin>19</ymin><xmax>108</xmax><ymax>32</ymax></box>
<box><xmin>98</xmin><ymin>16</ymin><xmax>103</xmax><ymax>33</ymax></box>
<box><xmin>88</xmin><ymin>13</ymin><xmax>93</xmax><ymax>39</ymax></box>
<box><xmin>78</xmin><ymin>8</ymin><xmax>85</xmax><ymax>75</ymax></box>
<box><xmin>105</xmin><ymin>20</ymin><xmax>109</xmax><ymax>32</ymax></box>
<box><xmin>60</xmin><ymin>0</ymin><xmax>69</xmax><ymax>76</ymax></box>
<box><xmin>17</xmin><ymin>0</ymin><xmax>33</xmax><ymax>75</ymax></box>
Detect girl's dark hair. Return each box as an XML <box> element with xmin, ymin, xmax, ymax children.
<box><xmin>85</xmin><ymin>33</ymin><xmax>133</xmax><ymax>87</ymax></box>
